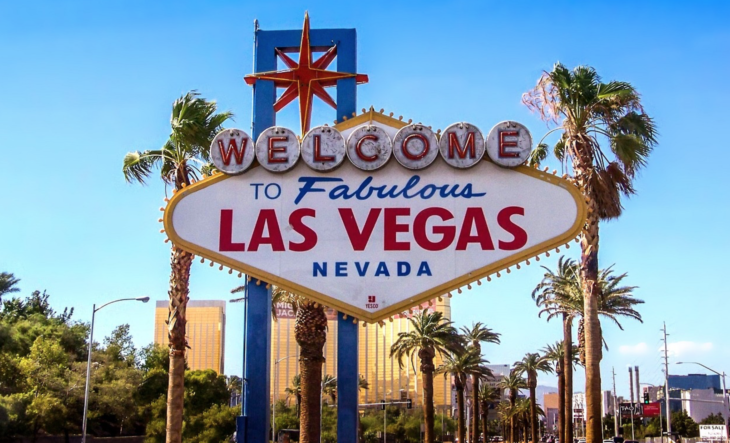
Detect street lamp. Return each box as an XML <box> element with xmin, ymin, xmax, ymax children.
<box><xmin>81</xmin><ymin>296</ymin><xmax>149</xmax><ymax>443</ymax></box>
<box><xmin>676</xmin><ymin>362</ymin><xmax>729</xmax><ymax>437</ymax></box>
<box><xmin>273</xmin><ymin>355</ymin><xmax>297</xmax><ymax>442</ymax></box>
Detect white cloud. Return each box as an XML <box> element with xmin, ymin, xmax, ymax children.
<box><xmin>664</xmin><ymin>341</ymin><xmax>714</xmax><ymax>358</ymax></box>
<box><xmin>619</xmin><ymin>342</ymin><xmax>649</xmax><ymax>355</ymax></box>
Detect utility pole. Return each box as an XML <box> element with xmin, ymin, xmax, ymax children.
<box><xmin>662</xmin><ymin>322</ymin><xmax>673</xmax><ymax>442</ymax></box>
<box><xmin>612</xmin><ymin>367</ymin><xmax>619</xmax><ymax>437</ymax></box>
<box><xmin>628</xmin><ymin>366</ymin><xmax>635</xmax><ymax>440</ymax></box>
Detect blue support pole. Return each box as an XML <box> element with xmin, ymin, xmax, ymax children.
<box><xmin>240</xmin><ymin>281</ymin><xmax>272</xmax><ymax>443</ymax></box>
<box><xmin>247</xmin><ymin>22</ymin><xmax>360</xmax><ymax>443</ymax></box>
<box><xmin>337</xmin><ymin>315</ymin><xmax>360</xmax><ymax>443</ymax></box>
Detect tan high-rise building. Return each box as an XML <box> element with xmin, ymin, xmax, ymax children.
<box><xmin>154</xmin><ymin>300</ymin><xmax>226</xmax><ymax>374</ymax></box>
<box><xmin>270</xmin><ymin>297</ymin><xmax>452</xmax><ymax>411</ymax></box>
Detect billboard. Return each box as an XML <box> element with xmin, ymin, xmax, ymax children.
<box><xmin>642</xmin><ymin>402</ymin><xmax>661</xmax><ymax>417</ymax></box>
<box><xmin>163</xmin><ymin>112</ymin><xmax>586</xmax><ymax>322</ymax></box>
<box><xmin>620</xmin><ymin>402</ymin><xmax>643</xmax><ymax>418</ymax></box>
<box><xmin>700</xmin><ymin>425</ymin><xmax>727</xmax><ymax>440</ymax></box>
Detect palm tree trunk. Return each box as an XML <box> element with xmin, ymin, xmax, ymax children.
<box><xmin>557</xmin><ymin>363</ymin><xmax>565</xmax><ymax>443</ymax></box>
<box><xmin>419</xmin><ymin>347</ymin><xmax>437</xmax><ymax>443</ymax></box>
<box><xmin>295</xmin><ymin>302</ymin><xmax>328</xmax><ymax>443</ymax></box>
<box><xmin>482</xmin><ymin>404</ymin><xmax>489</xmax><ymax>443</ymax></box>
<box><xmin>574</xmin><ymin>155</ymin><xmax>602</xmax><ymax>443</ymax></box>
<box><xmin>510</xmin><ymin>391</ymin><xmax>517</xmax><ymax>443</ymax></box>
<box><xmin>457</xmin><ymin>385</ymin><xmax>466</xmax><ymax>443</ymax></box>
<box><xmin>530</xmin><ymin>382</ymin><xmax>538</xmax><ymax>443</ymax></box>
<box><xmin>473</xmin><ymin>375</ymin><xmax>480</xmax><ymax>443</ymax></box>
<box><xmin>165</xmin><ymin>246</ymin><xmax>192</xmax><ymax>443</ymax></box>
<box><xmin>563</xmin><ymin>315</ymin><xmax>573</xmax><ymax>443</ymax></box>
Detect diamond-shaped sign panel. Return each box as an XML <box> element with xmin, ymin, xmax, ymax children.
<box><xmin>164</xmin><ymin>112</ymin><xmax>586</xmax><ymax>322</ymax></box>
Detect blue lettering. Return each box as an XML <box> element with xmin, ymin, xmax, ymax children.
<box><xmin>335</xmin><ymin>262</ymin><xmax>347</xmax><ymax>277</ymax></box>
<box><xmin>374</xmin><ymin>262</ymin><xmax>390</xmax><ymax>277</ymax></box>
<box><xmin>397</xmin><ymin>262</ymin><xmax>411</xmax><ymax>276</ymax></box>
<box><xmin>355</xmin><ymin>262</ymin><xmax>370</xmax><ymax>277</ymax></box>
<box><xmin>313</xmin><ymin>262</ymin><xmax>327</xmax><ymax>277</ymax></box>
<box><xmin>295</xmin><ymin>177</ymin><xmax>343</xmax><ymax>205</ymax></box>
<box><xmin>417</xmin><ymin>261</ymin><xmax>432</xmax><ymax>276</ymax></box>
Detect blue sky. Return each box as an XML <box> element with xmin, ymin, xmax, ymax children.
<box><xmin>1</xmin><ymin>0</ymin><xmax>729</xmax><ymax>398</ymax></box>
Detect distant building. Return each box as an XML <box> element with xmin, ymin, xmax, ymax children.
<box><xmin>154</xmin><ymin>300</ymin><xmax>226</xmax><ymax>374</ymax></box>
<box><xmin>668</xmin><ymin>374</ymin><xmax>722</xmax><ymax>391</ymax></box>
<box><xmin>573</xmin><ymin>391</ymin><xmax>615</xmax><ymax>421</ymax></box>
<box><xmin>544</xmin><ymin>393</ymin><xmax>559</xmax><ymax>432</ymax></box>
<box><xmin>270</xmin><ymin>297</ymin><xmax>453</xmax><ymax>410</ymax></box>
<box><xmin>673</xmin><ymin>388</ymin><xmax>729</xmax><ymax>423</ymax></box>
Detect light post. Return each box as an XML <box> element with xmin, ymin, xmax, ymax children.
<box><xmin>272</xmin><ymin>355</ymin><xmax>297</xmax><ymax>442</ymax></box>
<box><xmin>81</xmin><ymin>296</ymin><xmax>149</xmax><ymax>443</ymax></box>
<box><xmin>677</xmin><ymin>362</ymin><xmax>729</xmax><ymax>438</ymax></box>
<box><xmin>230</xmin><ymin>285</ymin><xmax>249</xmax><ymax>436</ymax></box>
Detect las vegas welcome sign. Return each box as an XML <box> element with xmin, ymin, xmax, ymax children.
<box><xmin>163</xmin><ymin>111</ymin><xmax>586</xmax><ymax>322</ymax></box>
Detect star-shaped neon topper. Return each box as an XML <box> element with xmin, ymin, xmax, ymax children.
<box><xmin>245</xmin><ymin>13</ymin><xmax>369</xmax><ymax>135</ymax></box>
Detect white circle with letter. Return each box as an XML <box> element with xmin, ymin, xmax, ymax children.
<box><xmin>485</xmin><ymin>121</ymin><xmax>532</xmax><ymax>168</ymax></box>
<box><xmin>301</xmin><ymin>126</ymin><xmax>346</xmax><ymax>171</ymax></box>
<box><xmin>438</xmin><ymin>122</ymin><xmax>485</xmax><ymax>169</ymax></box>
<box><xmin>346</xmin><ymin>125</ymin><xmax>392</xmax><ymax>171</ymax></box>
<box><xmin>210</xmin><ymin>128</ymin><xmax>255</xmax><ymax>174</ymax></box>
<box><xmin>255</xmin><ymin>127</ymin><xmax>300</xmax><ymax>172</ymax></box>
<box><xmin>392</xmin><ymin>124</ymin><xmax>439</xmax><ymax>170</ymax></box>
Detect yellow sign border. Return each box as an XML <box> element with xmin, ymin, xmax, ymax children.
<box><xmin>163</xmin><ymin>161</ymin><xmax>586</xmax><ymax>323</ymax></box>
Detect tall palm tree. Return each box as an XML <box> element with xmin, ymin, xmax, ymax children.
<box><xmin>515</xmin><ymin>353</ymin><xmax>553</xmax><ymax>443</ymax></box>
<box><xmin>516</xmin><ymin>398</ymin><xmax>531</xmax><ymax>443</ymax></box>
<box><xmin>295</xmin><ymin>300</ymin><xmax>328</xmax><ymax>443</ymax></box>
<box><xmin>499</xmin><ymin>370</ymin><xmax>528</xmax><ymax>443</ymax></box>
<box><xmin>479</xmin><ymin>384</ymin><xmax>502</xmax><ymax>443</ymax></box>
<box><xmin>542</xmin><ymin>342</ymin><xmax>566</xmax><ymax>443</ymax></box>
<box><xmin>438</xmin><ymin>348</ymin><xmax>492</xmax><ymax>443</ymax></box>
<box><xmin>285</xmin><ymin>374</ymin><xmax>302</xmax><ymax>417</ymax></box>
<box><xmin>122</xmin><ymin>91</ymin><xmax>231</xmax><ymax>443</ymax></box>
<box><xmin>524</xmin><ymin>63</ymin><xmax>657</xmax><ymax>442</ymax></box>
<box><xmin>391</xmin><ymin>310</ymin><xmax>461</xmax><ymax>443</ymax></box>
<box><xmin>533</xmin><ymin>256</ymin><xmax>580</xmax><ymax>443</ymax></box>
<box><xmin>461</xmin><ymin>322</ymin><xmax>501</xmax><ymax>443</ymax></box>
<box><xmin>0</xmin><ymin>272</ymin><xmax>20</xmax><ymax>301</ymax></box>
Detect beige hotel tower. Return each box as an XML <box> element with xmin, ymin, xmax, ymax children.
<box><xmin>154</xmin><ymin>300</ymin><xmax>226</xmax><ymax>374</ymax></box>
<box><xmin>271</xmin><ymin>297</ymin><xmax>452</xmax><ymax>410</ymax></box>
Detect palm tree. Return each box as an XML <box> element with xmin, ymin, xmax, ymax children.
<box><xmin>533</xmin><ymin>257</ymin><xmax>643</xmax><ymax>442</ymax></box>
<box><xmin>0</xmin><ymin>272</ymin><xmax>20</xmax><ymax>301</ymax></box>
<box><xmin>462</xmin><ymin>322</ymin><xmax>501</xmax><ymax>443</ymax></box>
<box><xmin>295</xmin><ymin>300</ymin><xmax>328</xmax><ymax>443</ymax></box>
<box><xmin>391</xmin><ymin>310</ymin><xmax>461</xmax><ymax>443</ymax></box>
<box><xmin>122</xmin><ymin>91</ymin><xmax>231</xmax><ymax>443</ymax></box>
<box><xmin>515</xmin><ymin>353</ymin><xmax>553</xmax><ymax>443</ymax></box>
<box><xmin>533</xmin><ymin>256</ymin><xmax>580</xmax><ymax>443</ymax></box>
<box><xmin>542</xmin><ymin>342</ymin><xmax>566</xmax><ymax>443</ymax></box>
<box><xmin>438</xmin><ymin>348</ymin><xmax>492</xmax><ymax>443</ymax></box>
<box><xmin>499</xmin><ymin>370</ymin><xmax>528</xmax><ymax>443</ymax></box>
<box><xmin>516</xmin><ymin>398</ymin><xmax>531</xmax><ymax>443</ymax></box>
<box><xmin>322</xmin><ymin>374</ymin><xmax>337</xmax><ymax>404</ymax></box>
<box><xmin>479</xmin><ymin>384</ymin><xmax>502</xmax><ymax>443</ymax></box>
<box><xmin>523</xmin><ymin>63</ymin><xmax>657</xmax><ymax>442</ymax></box>
<box><xmin>285</xmin><ymin>374</ymin><xmax>302</xmax><ymax>417</ymax></box>
<box><xmin>358</xmin><ymin>375</ymin><xmax>370</xmax><ymax>392</ymax></box>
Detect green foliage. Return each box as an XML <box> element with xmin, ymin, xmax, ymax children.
<box><xmin>358</xmin><ymin>407</ymin><xmax>456</xmax><ymax>443</ymax></box>
<box><xmin>701</xmin><ymin>412</ymin><xmax>725</xmax><ymax>425</ymax></box>
<box><xmin>0</xmin><ymin>286</ymin><xmax>239</xmax><ymax>440</ymax></box>
<box><xmin>672</xmin><ymin>409</ymin><xmax>700</xmax><ymax>437</ymax></box>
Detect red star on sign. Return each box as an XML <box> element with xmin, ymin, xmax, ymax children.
<box><xmin>244</xmin><ymin>13</ymin><xmax>369</xmax><ymax>135</ymax></box>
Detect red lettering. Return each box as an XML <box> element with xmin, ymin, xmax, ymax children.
<box><xmin>413</xmin><ymin>207</ymin><xmax>456</xmax><ymax>251</ymax></box>
<box><xmin>338</xmin><ymin>208</ymin><xmax>382</xmax><ymax>251</ymax></box>
<box><xmin>268</xmin><ymin>136</ymin><xmax>288</xmax><ymax>163</ymax></box>
<box><xmin>384</xmin><ymin>208</ymin><xmax>411</xmax><ymax>250</ymax></box>
<box><xmin>313</xmin><ymin>135</ymin><xmax>335</xmax><ymax>162</ymax></box>
<box><xmin>497</xmin><ymin>206</ymin><xmax>528</xmax><ymax>250</ymax></box>
<box><xmin>248</xmin><ymin>209</ymin><xmax>285</xmax><ymax>251</ymax></box>
<box><xmin>289</xmin><ymin>208</ymin><xmax>317</xmax><ymax>252</ymax></box>
<box><xmin>499</xmin><ymin>131</ymin><xmax>519</xmax><ymax>158</ymax></box>
<box><xmin>219</xmin><ymin>209</ymin><xmax>246</xmax><ymax>251</ymax></box>
<box><xmin>448</xmin><ymin>132</ymin><xmax>475</xmax><ymax>159</ymax></box>
<box><xmin>456</xmin><ymin>207</ymin><xmax>495</xmax><ymax>250</ymax></box>
<box><xmin>356</xmin><ymin>134</ymin><xmax>379</xmax><ymax>161</ymax></box>
<box><xmin>218</xmin><ymin>138</ymin><xmax>248</xmax><ymax>165</ymax></box>
<box><xmin>402</xmin><ymin>133</ymin><xmax>429</xmax><ymax>160</ymax></box>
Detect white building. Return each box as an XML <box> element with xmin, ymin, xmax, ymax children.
<box><xmin>573</xmin><ymin>391</ymin><xmax>616</xmax><ymax>419</ymax></box>
<box><xmin>676</xmin><ymin>388</ymin><xmax>729</xmax><ymax>423</ymax></box>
